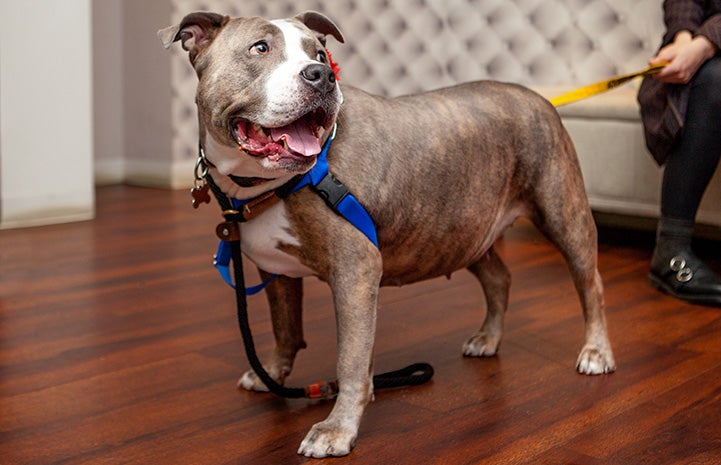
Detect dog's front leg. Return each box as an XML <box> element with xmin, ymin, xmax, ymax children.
<box><xmin>298</xmin><ymin>250</ymin><xmax>382</xmax><ymax>458</ymax></box>
<box><xmin>238</xmin><ymin>270</ymin><xmax>306</xmax><ymax>392</ymax></box>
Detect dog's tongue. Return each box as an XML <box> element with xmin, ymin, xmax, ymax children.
<box><xmin>270</xmin><ymin>122</ymin><xmax>320</xmax><ymax>157</ymax></box>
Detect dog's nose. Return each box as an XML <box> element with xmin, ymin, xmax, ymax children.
<box><xmin>300</xmin><ymin>63</ymin><xmax>336</xmax><ymax>93</ymax></box>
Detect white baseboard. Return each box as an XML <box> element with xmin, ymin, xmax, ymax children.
<box><xmin>0</xmin><ymin>191</ymin><xmax>95</xmax><ymax>229</ymax></box>
<box><xmin>94</xmin><ymin>158</ymin><xmax>126</xmax><ymax>186</ymax></box>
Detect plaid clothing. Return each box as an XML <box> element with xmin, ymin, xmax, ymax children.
<box><xmin>638</xmin><ymin>0</ymin><xmax>721</xmax><ymax>164</ymax></box>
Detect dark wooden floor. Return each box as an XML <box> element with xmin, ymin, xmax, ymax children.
<box><xmin>2</xmin><ymin>185</ymin><xmax>721</xmax><ymax>465</ymax></box>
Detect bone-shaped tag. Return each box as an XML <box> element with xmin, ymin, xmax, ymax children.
<box><xmin>191</xmin><ymin>183</ymin><xmax>211</xmax><ymax>208</ymax></box>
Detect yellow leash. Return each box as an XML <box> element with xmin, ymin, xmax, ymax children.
<box><xmin>549</xmin><ymin>63</ymin><xmax>667</xmax><ymax>107</ymax></box>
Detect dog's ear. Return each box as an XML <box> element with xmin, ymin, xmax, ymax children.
<box><xmin>295</xmin><ymin>11</ymin><xmax>345</xmax><ymax>45</ymax></box>
<box><xmin>157</xmin><ymin>12</ymin><xmax>228</xmax><ymax>62</ymax></box>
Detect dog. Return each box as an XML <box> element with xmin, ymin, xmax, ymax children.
<box><xmin>159</xmin><ymin>10</ymin><xmax>616</xmax><ymax>458</ymax></box>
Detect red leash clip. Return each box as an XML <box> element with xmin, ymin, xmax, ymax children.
<box><xmin>305</xmin><ymin>381</ymin><xmax>339</xmax><ymax>399</ymax></box>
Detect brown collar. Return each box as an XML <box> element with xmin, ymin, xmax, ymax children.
<box><xmin>236</xmin><ymin>190</ymin><xmax>281</xmax><ymax>222</ymax></box>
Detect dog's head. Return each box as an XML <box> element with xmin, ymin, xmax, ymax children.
<box><xmin>159</xmin><ymin>11</ymin><xmax>344</xmax><ymax>198</ymax></box>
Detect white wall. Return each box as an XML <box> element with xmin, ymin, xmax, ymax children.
<box><xmin>0</xmin><ymin>0</ymin><xmax>94</xmax><ymax>228</ymax></box>
<box><xmin>93</xmin><ymin>0</ymin><xmax>126</xmax><ymax>186</ymax></box>
<box><xmin>121</xmin><ymin>0</ymin><xmax>177</xmax><ymax>188</ymax></box>
<box><xmin>92</xmin><ymin>0</ymin><xmax>179</xmax><ymax>189</ymax></box>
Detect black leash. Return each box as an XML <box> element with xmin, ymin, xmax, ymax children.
<box><xmin>227</xmin><ymin>233</ymin><xmax>434</xmax><ymax>398</ymax></box>
<box><xmin>198</xmin><ymin>148</ymin><xmax>433</xmax><ymax>400</ymax></box>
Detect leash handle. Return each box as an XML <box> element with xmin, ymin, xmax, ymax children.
<box><xmin>373</xmin><ymin>363</ymin><xmax>434</xmax><ymax>389</ymax></box>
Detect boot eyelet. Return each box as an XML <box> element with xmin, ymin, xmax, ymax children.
<box><xmin>677</xmin><ymin>268</ymin><xmax>693</xmax><ymax>283</ymax></box>
<box><xmin>670</xmin><ymin>256</ymin><xmax>687</xmax><ymax>272</ymax></box>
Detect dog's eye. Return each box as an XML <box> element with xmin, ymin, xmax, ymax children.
<box><xmin>250</xmin><ymin>41</ymin><xmax>270</xmax><ymax>56</ymax></box>
<box><xmin>317</xmin><ymin>50</ymin><xmax>328</xmax><ymax>64</ymax></box>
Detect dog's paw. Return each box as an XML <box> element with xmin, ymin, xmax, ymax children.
<box><xmin>237</xmin><ymin>363</ymin><xmax>291</xmax><ymax>392</ymax></box>
<box><xmin>237</xmin><ymin>370</ymin><xmax>270</xmax><ymax>392</ymax></box>
<box><xmin>576</xmin><ymin>345</ymin><xmax>616</xmax><ymax>375</ymax></box>
<box><xmin>298</xmin><ymin>420</ymin><xmax>357</xmax><ymax>458</ymax></box>
<box><xmin>462</xmin><ymin>332</ymin><xmax>501</xmax><ymax>357</ymax></box>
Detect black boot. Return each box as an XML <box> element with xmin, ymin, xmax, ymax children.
<box><xmin>648</xmin><ymin>218</ymin><xmax>721</xmax><ymax>307</ymax></box>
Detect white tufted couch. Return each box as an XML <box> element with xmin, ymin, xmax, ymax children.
<box><xmin>169</xmin><ymin>0</ymin><xmax>721</xmax><ymax>229</ymax></box>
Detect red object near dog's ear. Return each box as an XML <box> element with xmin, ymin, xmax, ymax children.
<box><xmin>326</xmin><ymin>49</ymin><xmax>341</xmax><ymax>81</ymax></box>
<box><xmin>158</xmin><ymin>12</ymin><xmax>228</xmax><ymax>63</ymax></box>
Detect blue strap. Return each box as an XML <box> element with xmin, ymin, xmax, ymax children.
<box><xmin>214</xmin><ymin>238</ymin><xmax>234</xmax><ymax>287</ymax></box>
<box><xmin>288</xmin><ymin>130</ymin><xmax>378</xmax><ymax>247</ymax></box>
<box><xmin>214</xmin><ymin>237</ymin><xmax>277</xmax><ymax>295</ymax></box>
<box><xmin>214</xmin><ymin>127</ymin><xmax>378</xmax><ymax>292</ymax></box>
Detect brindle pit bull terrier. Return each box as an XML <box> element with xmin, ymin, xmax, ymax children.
<box><xmin>159</xmin><ymin>10</ymin><xmax>616</xmax><ymax>458</ymax></box>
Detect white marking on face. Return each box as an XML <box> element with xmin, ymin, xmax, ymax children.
<box><xmin>259</xmin><ymin>20</ymin><xmax>332</xmax><ymax>124</ymax></box>
<box><xmin>240</xmin><ymin>202</ymin><xmax>315</xmax><ymax>278</ymax></box>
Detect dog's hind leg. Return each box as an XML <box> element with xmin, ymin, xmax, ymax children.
<box><xmin>238</xmin><ymin>271</ymin><xmax>306</xmax><ymax>392</ymax></box>
<box><xmin>462</xmin><ymin>246</ymin><xmax>511</xmax><ymax>357</ymax></box>
<box><xmin>530</xmin><ymin>177</ymin><xmax>616</xmax><ymax>375</ymax></box>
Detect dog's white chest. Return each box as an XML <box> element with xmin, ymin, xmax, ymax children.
<box><xmin>240</xmin><ymin>202</ymin><xmax>314</xmax><ymax>278</ymax></box>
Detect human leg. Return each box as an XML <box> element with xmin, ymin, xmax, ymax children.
<box><xmin>650</xmin><ymin>57</ymin><xmax>721</xmax><ymax>306</ymax></box>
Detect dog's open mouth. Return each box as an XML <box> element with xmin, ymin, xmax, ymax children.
<box><xmin>233</xmin><ymin>108</ymin><xmax>329</xmax><ymax>160</ymax></box>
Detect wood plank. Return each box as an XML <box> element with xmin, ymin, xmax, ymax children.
<box><xmin>2</xmin><ymin>185</ymin><xmax>721</xmax><ymax>464</ymax></box>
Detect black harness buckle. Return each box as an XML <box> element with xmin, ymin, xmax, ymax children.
<box><xmin>313</xmin><ymin>172</ymin><xmax>349</xmax><ymax>210</ymax></box>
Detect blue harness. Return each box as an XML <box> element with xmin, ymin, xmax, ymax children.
<box><xmin>214</xmin><ymin>128</ymin><xmax>378</xmax><ymax>293</ymax></box>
